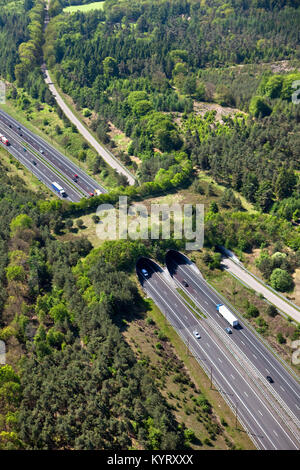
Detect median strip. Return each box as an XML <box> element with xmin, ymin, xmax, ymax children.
<box><xmin>21</xmin><ymin>141</ymin><xmax>86</xmax><ymax>198</ymax></box>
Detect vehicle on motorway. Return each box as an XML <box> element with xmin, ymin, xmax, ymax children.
<box><xmin>39</xmin><ymin>149</ymin><xmax>44</xmax><ymax>154</ymax></box>
<box><xmin>73</xmin><ymin>174</ymin><xmax>79</xmax><ymax>182</ymax></box>
<box><xmin>266</xmin><ymin>376</ymin><xmax>274</xmax><ymax>383</ymax></box>
<box><xmin>225</xmin><ymin>327</ymin><xmax>232</xmax><ymax>334</ymax></box>
<box><xmin>51</xmin><ymin>181</ymin><xmax>66</xmax><ymax>197</ymax></box>
<box><xmin>32</xmin><ymin>161</ymin><xmax>37</xmax><ymax>166</ymax></box>
<box><xmin>182</xmin><ymin>279</ymin><xmax>189</xmax><ymax>287</ymax></box>
<box><xmin>216</xmin><ymin>304</ymin><xmax>239</xmax><ymax>328</ymax></box>
<box><xmin>0</xmin><ymin>135</ymin><xmax>9</xmax><ymax>146</ymax></box>
<box><xmin>95</xmin><ymin>189</ymin><xmax>102</xmax><ymax>196</ymax></box>
<box><xmin>193</xmin><ymin>330</ymin><xmax>201</xmax><ymax>339</ymax></box>
<box><xmin>141</xmin><ymin>268</ymin><xmax>149</xmax><ymax>278</ymax></box>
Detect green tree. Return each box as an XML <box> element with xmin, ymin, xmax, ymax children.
<box><xmin>270</xmin><ymin>268</ymin><xmax>294</xmax><ymax>292</ymax></box>
<box><xmin>249</xmin><ymin>96</ymin><xmax>272</xmax><ymax>117</ymax></box>
<box><xmin>103</xmin><ymin>57</ymin><xmax>118</xmax><ymax>77</ymax></box>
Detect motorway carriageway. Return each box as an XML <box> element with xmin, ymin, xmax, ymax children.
<box><xmin>165</xmin><ymin>250</ymin><xmax>300</xmax><ymax>427</ymax></box>
<box><xmin>0</xmin><ymin>109</ymin><xmax>107</xmax><ymax>202</ymax></box>
<box><xmin>136</xmin><ymin>256</ymin><xmax>300</xmax><ymax>450</ymax></box>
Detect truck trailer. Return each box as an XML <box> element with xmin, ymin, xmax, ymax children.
<box><xmin>52</xmin><ymin>182</ymin><xmax>66</xmax><ymax>197</ymax></box>
<box><xmin>216</xmin><ymin>304</ymin><xmax>239</xmax><ymax>328</ymax></box>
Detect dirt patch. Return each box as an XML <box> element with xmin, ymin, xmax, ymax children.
<box><xmin>193</xmin><ymin>101</ymin><xmax>246</xmax><ymax>122</ymax></box>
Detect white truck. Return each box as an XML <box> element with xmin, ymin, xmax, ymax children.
<box><xmin>52</xmin><ymin>181</ymin><xmax>66</xmax><ymax>197</ymax></box>
<box><xmin>216</xmin><ymin>304</ymin><xmax>239</xmax><ymax>328</ymax></box>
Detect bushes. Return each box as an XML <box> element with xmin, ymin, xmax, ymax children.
<box><xmin>270</xmin><ymin>268</ymin><xmax>294</xmax><ymax>292</ymax></box>
<box><xmin>246</xmin><ymin>304</ymin><xmax>259</xmax><ymax>318</ymax></box>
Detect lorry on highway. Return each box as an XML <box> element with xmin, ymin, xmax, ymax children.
<box><xmin>52</xmin><ymin>182</ymin><xmax>66</xmax><ymax>197</ymax></box>
<box><xmin>216</xmin><ymin>304</ymin><xmax>239</xmax><ymax>328</ymax></box>
<box><xmin>0</xmin><ymin>134</ymin><xmax>9</xmax><ymax>145</ymax></box>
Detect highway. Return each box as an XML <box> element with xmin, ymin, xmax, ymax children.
<box><xmin>136</xmin><ymin>256</ymin><xmax>300</xmax><ymax>450</ymax></box>
<box><xmin>165</xmin><ymin>250</ymin><xmax>300</xmax><ymax>427</ymax></box>
<box><xmin>0</xmin><ymin>109</ymin><xmax>107</xmax><ymax>202</ymax></box>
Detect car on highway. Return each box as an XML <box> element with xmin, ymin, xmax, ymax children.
<box><xmin>141</xmin><ymin>268</ymin><xmax>149</xmax><ymax>278</ymax></box>
<box><xmin>266</xmin><ymin>376</ymin><xmax>274</xmax><ymax>383</ymax></box>
<box><xmin>89</xmin><ymin>192</ymin><xmax>94</xmax><ymax>197</ymax></box>
<box><xmin>225</xmin><ymin>327</ymin><xmax>232</xmax><ymax>334</ymax></box>
<box><xmin>193</xmin><ymin>331</ymin><xmax>201</xmax><ymax>339</ymax></box>
<box><xmin>73</xmin><ymin>174</ymin><xmax>79</xmax><ymax>182</ymax></box>
<box><xmin>32</xmin><ymin>161</ymin><xmax>37</xmax><ymax>166</ymax></box>
<box><xmin>39</xmin><ymin>149</ymin><xmax>44</xmax><ymax>154</ymax></box>
<box><xmin>182</xmin><ymin>279</ymin><xmax>189</xmax><ymax>287</ymax></box>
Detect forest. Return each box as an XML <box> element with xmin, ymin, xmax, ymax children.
<box><xmin>0</xmin><ymin>0</ymin><xmax>300</xmax><ymax>451</ymax></box>
<box><xmin>38</xmin><ymin>0</ymin><xmax>300</xmax><ymax>217</ymax></box>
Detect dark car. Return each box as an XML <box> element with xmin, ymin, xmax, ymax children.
<box><xmin>225</xmin><ymin>327</ymin><xmax>232</xmax><ymax>334</ymax></box>
<box><xmin>266</xmin><ymin>376</ymin><xmax>274</xmax><ymax>383</ymax></box>
<box><xmin>182</xmin><ymin>280</ymin><xmax>189</xmax><ymax>287</ymax></box>
<box><xmin>73</xmin><ymin>174</ymin><xmax>79</xmax><ymax>182</ymax></box>
<box><xmin>32</xmin><ymin>161</ymin><xmax>37</xmax><ymax>166</ymax></box>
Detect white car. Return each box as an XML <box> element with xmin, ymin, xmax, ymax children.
<box><xmin>141</xmin><ymin>268</ymin><xmax>149</xmax><ymax>278</ymax></box>
<box><xmin>193</xmin><ymin>331</ymin><xmax>201</xmax><ymax>339</ymax></box>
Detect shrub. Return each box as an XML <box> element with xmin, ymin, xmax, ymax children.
<box><xmin>246</xmin><ymin>304</ymin><xmax>259</xmax><ymax>318</ymax></box>
<box><xmin>266</xmin><ymin>304</ymin><xmax>278</xmax><ymax>317</ymax></box>
<box><xmin>277</xmin><ymin>332</ymin><xmax>286</xmax><ymax>344</ymax></box>
<box><xmin>270</xmin><ymin>268</ymin><xmax>294</xmax><ymax>292</ymax></box>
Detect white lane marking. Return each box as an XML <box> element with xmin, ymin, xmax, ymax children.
<box><xmin>273</xmin><ymin>430</ymin><xmax>278</xmax><ymax>437</ymax></box>
<box><xmin>206</xmin><ymin>343</ymin><xmax>210</xmax><ymax>348</ymax></box>
<box><xmin>258</xmin><ymin>410</ymin><xmax>263</xmax><ymax>416</ymax></box>
<box><xmin>280</xmin><ymin>386</ymin><xmax>285</xmax><ymax>392</ymax></box>
<box><xmin>266</xmin><ymin>369</ymin><xmax>270</xmax><ymax>374</ymax></box>
<box><xmin>244</xmin><ymin>391</ymin><xmax>248</xmax><ymax>397</ymax></box>
<box><xmin>179</xmin><ymin>262</ymin><xmax>300</xmax><ymax>402</ymax></box>
<box><xmin>230</xmin><ymin>374</ymin><xmax>235</xmax><ymax>380</ymax></box>
<box><xmin>218</xmin><ymin>358</ymin><xmax>222</xmax><ymax>363</ymax></box>
<box><xmin>142</xmin><ymin>266</ymin><xmax>297</xmax><ymax>449</ymax></box>
<box><xmin>253</xmin><ymin>354</ymin><xmax>257</xmax><ymax>359</ymax></box>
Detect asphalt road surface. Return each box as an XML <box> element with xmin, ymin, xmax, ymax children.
<box><xmin>0</xmin><ymin>109</ymin><xmax>107</xmax><ymax>202</ymax></box>
<box><xmin>136</xmin><ymin>256</ymin><xmax>300</xmax><ymax>450</ymax></box>
<box><xmin>165</xmin><ymin>251</ymin><xmax>300</xmax><ymax>437</ymax></box>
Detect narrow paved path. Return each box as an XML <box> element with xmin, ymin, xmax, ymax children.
<box><xmin>42</xmin><ymin>2</ymin><xmax>136</xmax><ymax>186</ymax></box>
<box><xmin>222</xmin><ymin>257</ymin><xmax>300</xmax><ymax>323</ymax></box>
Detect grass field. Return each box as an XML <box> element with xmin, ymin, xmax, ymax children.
<box><xmin>63</xmin><ymin>1</ymin><xmax>105</xmax><ymax>13</ymax></box>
